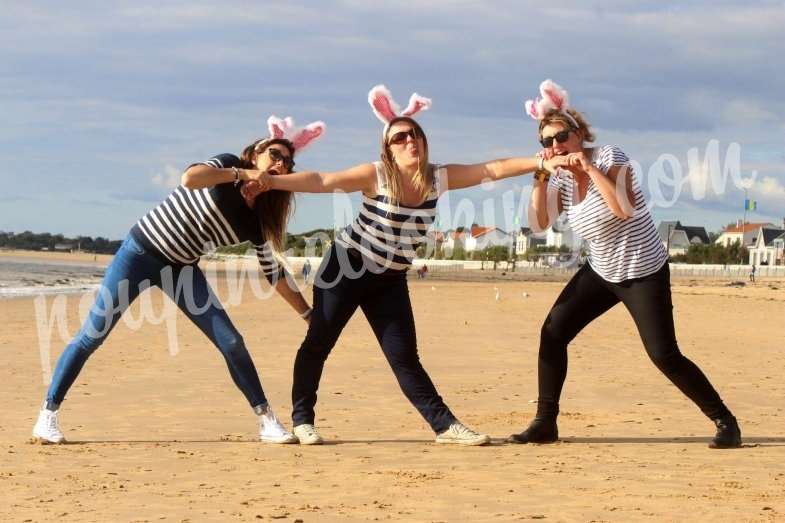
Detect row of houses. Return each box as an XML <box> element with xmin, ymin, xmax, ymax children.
<box><xmin>434</xmin><ymin>220</ymin><xmax>576</xmax><ymax>256</ymax></box>
<box><xmin>428</xmin><ymin>217</ymin><xmax>785</xmax><ymax>265</ymax></box>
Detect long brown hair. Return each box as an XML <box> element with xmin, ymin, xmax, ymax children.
<box><xmin>239</xmin><ymin>138</ymin><xmax>295</xmax><ymax>252</ymax></box>
<box><xmin>380</xmin><ymin>116</ymin><xmax>433</xmax><ymax>204</ymax></box>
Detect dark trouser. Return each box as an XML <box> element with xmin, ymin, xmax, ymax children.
<box><xmin>536</xmin><ymin>262</ymin><xmax>731</xmax><ymax>421</ymax></box>
<box><xmin>46</xmin><ymin>234</ymin><xmax>267</xmax><ymax>409</ymax></box>
<box><xmin>291</xmin><ymin>245</ymin><xmax>457</xmax><ymax>433</ymax></box>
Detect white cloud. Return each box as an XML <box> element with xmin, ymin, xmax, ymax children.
<box><xmin>750</xmin><ymin>176</ymin><xmax>785</xmax><ymax>202</ymax></box>
<box><xmin>151</xmin><ymin>165</ymin><xmax>181</xmax><ymax>189</ymax></box>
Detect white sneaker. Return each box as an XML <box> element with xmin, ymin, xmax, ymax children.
<box><xmin>258</xmin><ymin>407</ymin><xmax>298</xmax><ymax>444</ymax></box>
<box><xmin>32</xmin><ymin>407</ymin><xmax>65</xmax><ymax>444</ymax></box>
<box><xmin>435</xmin><ymin>422</ymin><xmax>490</xmax><ymax>446</ymax></box>
<box><xmin>293</xmin><ymin>423</ymin><xmax>324</xmax><ymax>445</ymax></box>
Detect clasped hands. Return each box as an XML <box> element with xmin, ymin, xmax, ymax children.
<box><xmin>538</xmin><ymin>150</ymin><xmax>592</xmax><ymax>176</ymax></box>
<box><xmin>239</xmin><ymin>169</ymin><xmax>276</xmax><ymax>207</ymax></box>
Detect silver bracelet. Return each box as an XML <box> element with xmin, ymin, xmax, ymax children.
<box><xmin>300</xmin><ymin>308</ymin><xmax>313</xmax><ymax>319</ymax></box>
<box><xmin>232</xmin><ymin>166</ymin><xmax>241</xmax><ymax>187</ymax></box>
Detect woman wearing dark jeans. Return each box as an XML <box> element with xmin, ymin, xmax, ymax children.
<box><xmin>261</xmin><ymin>85</ymin><xmax>543</xmax><ymax>445</ymax></box>
<box><xmin>32</xmin><ymin>117</ymin><xmax>325</xmax><ymax>444</ymax></box>
<box><xmin>510</xmin><ymin>80</ymin><xmax>741</xmax><ymax>448</ymax></box>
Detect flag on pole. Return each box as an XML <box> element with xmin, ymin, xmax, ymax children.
<box><xmin>744</xmin><ymin>199</ymin><xmax>757</xmax><ymax>211</ymax></box>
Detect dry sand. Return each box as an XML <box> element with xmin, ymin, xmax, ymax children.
<box><xmin>2</xmin><ymin>273</ymin><xmax>784</xmax><ymax>522</ymax></box>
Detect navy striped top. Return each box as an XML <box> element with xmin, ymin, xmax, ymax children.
<box><xmin>548</xmin><ymin>145</ymin><xmax>668</xmax><ymax>282</ymax></box>
<box><xmin>129</xmin><ymin>153</ymin><xmax>283</xmax><ymax>280</ymax></box>
<box><xmin>336</xmin><ymin>162</ymin><xmax>443</xmax><ymax>271</ymax></box>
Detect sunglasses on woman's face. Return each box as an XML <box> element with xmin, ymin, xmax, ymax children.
<box><xmin>268</xmin><ymin>147</ymin><xmax>294</xmax><ymax>170</ymax></box>
<box><xmin>388</xmin><ymin>129</ymin><xmax>417</xmax><ymax>146</ymax></box>
<box><xmin>540</xmin><ymin>129</ymin><xmax>572</xmax><ymax>148</ymax></box>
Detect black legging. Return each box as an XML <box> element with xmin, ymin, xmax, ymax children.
<box><xmin>536</xmin><ymin>262</ymin><xmax>731</xmax><ymax>421</ymax></box>
<box><xmin>291</xmin><ymin>245</ymin><xmax>457</xmax><ymax>433</ymax></box>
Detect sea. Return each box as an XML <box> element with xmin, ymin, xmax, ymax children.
<box><xmin>0</xmin><ymin>256</ymin><xmax>106</xmax><ymax>298</ymax></box>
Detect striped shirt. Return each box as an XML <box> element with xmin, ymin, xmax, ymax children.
<box><xmin>336</xmin><ymin>162</ymin><xmax>443</xmax><ymax>271</ymax></box>
<box><xmin>129</xmin><ymin>153</ymin><xmax>283</xmax><ymax>280</ymax></box>
<box><xmin>548</xmin><ymin>145</ymin><xmax>667</xmax><ymax>283</ymax></box>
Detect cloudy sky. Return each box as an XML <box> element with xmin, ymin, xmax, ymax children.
<box><xmin>2</xmin><ymin>1</ymin><xmax>783</xmax><ymax>239</ymax></box>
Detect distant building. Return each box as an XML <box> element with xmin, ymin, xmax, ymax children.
<box><xmin>545</xmin><ymin>217</ymin><xmax>574</xmax><ymax>248</ymax></box>
<box><xmin>515</xmin><ymin>227</ymin><xmax>546</xmax><ymax>255</ymax></box>
<box><xmin>443</xmin><ymin>224</ymin><xmax>511</xmax><ymax>253</ymax></box>
<box><xmin>715</xmin><ymin>220</ymin><xmax>777</xmax><ymax>248</ymax></box>
<box><xmin>53</xmin><ymin>243</ymin><xmax>74</xmax><ymax>252</ymax></box>
<box><xmin>657</xmin><ymin>221</ymin><xmax>710</xmax><ymax>256</ymax></box>
<box><xmin>748</xmin><ymin>228</ymin><xmax>785</xmax><ymax>266</ymax></box>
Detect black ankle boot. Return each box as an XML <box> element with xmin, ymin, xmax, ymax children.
<box><xmin>507</xmin><ymin>417</ymin><xmax>558</xmax><ymax>444</ymax></box>
<box><xmin>709</xmin><ymin>415</ymin><xmax>742</xmax><ymax>449</ymax></box>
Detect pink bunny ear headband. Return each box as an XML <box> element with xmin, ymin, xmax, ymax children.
<box><xmin>524</xmin><ymin>79</ymin><xmax>579</xmax><ymax>129</ymax></box>
<box><xmin>265</xmin><ymin>115</ymin><xmax>326</xmax><ymax>155</ymax></box>
<box><xmin>368</xmin><ymin>84</ymin><xmax>431</xmax><ymax>132</ymax></box>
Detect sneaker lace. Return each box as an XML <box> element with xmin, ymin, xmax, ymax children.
<box><xmin>47</xmin><ymin>411</ymin><xmax>59</xmax><ymax>432</ymax></box>
<box><xmin>453</xmin><ymin>423</ymin><xmax>479</xmax><ymax>437</ymax></box>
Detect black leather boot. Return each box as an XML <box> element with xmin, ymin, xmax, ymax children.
<box><xmin>507</xmin><ymin>417</ymin><xmax>559</xmax><ymax>444</ymax></box>
<box><xmin>709</xmin><ymin>415</ymin><xmax>742</xmax><ymax>449</ymax></box>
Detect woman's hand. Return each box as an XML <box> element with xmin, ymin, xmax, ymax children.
<box><xmin>240</xmin><ymin>181</ymin><xmax>264</xmax><ymax>207</ymax></box>
<box><xmin>244</xmin><ymin>169</ymin><xmax>273</xmax><ymax>190</ymax></box>
<box><xmin>566</xmin><ymin>151</ymin><xmax>592</xmax><ymax>172</ymax></box>
<box><xmin>541</xmin><ymin>149</ymin><xmax>571</xmax><ymax>175</ymax></box>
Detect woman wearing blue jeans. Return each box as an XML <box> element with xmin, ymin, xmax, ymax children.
<box><xmin>33</xmin><ymin>117</ymin><xmax>325</xmax><ymax>444</ymax></box>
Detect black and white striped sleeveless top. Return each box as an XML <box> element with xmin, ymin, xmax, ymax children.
<box><xmin>549</xmin><ymin>145</ymin><xmax>667</xmax><ymax>282</ymax></box>
<box><xmin>129</xmin><ymin>153</ymin><xmax>282</xmax><ymax>280</ymax></box>
<box><xmin>336</xmin><ymin>162</ymin><xmax>443</xmax><ymax>271</ymax></box>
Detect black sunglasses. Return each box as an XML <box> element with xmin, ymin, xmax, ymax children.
<box><xmin>268</xmin><ymin>147</ymin><xmax>294</xmax><ymax>170</ymax></box>
<box><xmin>388</xmin><ymin>129</ymin><xmax>417</xmax><ymax>145</ymax></box>
<box><xmin>540</xmin><ymin>129</ymin><xmax>573</xmax><ymax>148</ymax></box>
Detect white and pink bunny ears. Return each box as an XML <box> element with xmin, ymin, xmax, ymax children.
<box><xmin>368</xmin><ymin>84</ymin><xmax>432</xmax><ymax>129</ymax></box>
<box><xmin>266</xmin><ymin>115</ymin><xmax>326</xmax><ymax>155</ymax></box>
<box><xmin>524</xmin><ymin>79</ymin><xmax>579</xmax><ymax>129</ymax></box>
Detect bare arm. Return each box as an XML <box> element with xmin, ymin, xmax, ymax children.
<box><xmin>181</xmin><ymin>164</ymin><xmax>266</xmax><ymax>190</ymax></box>
<box><xmin>441</xmin><ymin>157</ymin><xmax>539</xmax><ymax>191</ymax></box>
<box><xmin>570</xmin><ymin>153</ymin><xmax>635</xmax><ymax>220</ymax></box>
<box><xmin>529</xmin><ymin>178</ymin><xmax>564</xmax><ymax>231</ymax></box>
<box><xmin>273</xmin><ymin>272</ymin><xmax>311</xmax><ymax>324</ymax></box>
<box><xmin>527</xmin><ymin>152</ymin><xmax>564</xmax><ymax>231</ymax></box>
<box><xmin>268</xmin><ymin>163</ymin><xmax>377</xmax><ymax>194</ymax></box>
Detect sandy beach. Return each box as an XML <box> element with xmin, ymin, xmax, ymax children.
<box><xmin>2</xmin><ymin>271</ymin><xmax>785</xmax><ymax>522</ymax></box>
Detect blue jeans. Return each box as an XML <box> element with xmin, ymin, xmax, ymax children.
<box><xmin>46</xmin><ymin>234</ymin><xmax>267</xmax><ymax>409</ymax></box>
<box><xmin>291</xmin><ymin>245</ymin><xmax>457</xmax><ymax>433</ymax></box>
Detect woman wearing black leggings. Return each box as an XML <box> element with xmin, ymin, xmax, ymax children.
<box><xmin>509</xmin><ymin>80</ymin><xmax>741</xmax><ymax>448</ymax></box>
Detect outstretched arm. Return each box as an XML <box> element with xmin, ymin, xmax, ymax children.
<box><xmin>441</xmin><ymin>157</ymin><xmax>539</xmax><ymax>191</ymax></box>
<box><xmin>181</xmin><ymin>164</ymin><xmax>267</xmax><ymax>190</ymax></box>
<box><xmin>267</xmin><ymin>163</ymin><xmax>377</xmax><ymax>194</ymax></box>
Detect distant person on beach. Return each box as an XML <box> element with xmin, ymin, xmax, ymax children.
<box><xmin>511</xmin><ymin>80</ymin><xmax>741</xmax><ymax>448</ymax></box>
<box><xmin>257</xmin><ymin>85</ymin><xmax>544</xmax><ymax>446</ymax></box>
<box><xmin>302</xmin><ymin>259</ymin><xmax>312</xmax><ymax>284</ymax></box>
<box><xmin>32</xmin><ymin>117</ymin><xmax>325</xmax><ymax>445</ymax></box>
<box><xmin>749</xmin><ymin>264</ymin><xmax>756</xmax><ymax>282</ymax></box>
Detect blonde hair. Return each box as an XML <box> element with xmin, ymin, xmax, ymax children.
<box><xmin>380</xmin><ymin>116</ymin><xmax>433</xmax><ymax>204</ymax></box>
<box><xmin>538</xmin><ymin>108</ymin><xmax>595</xmax><ymax>143</ymax></box>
